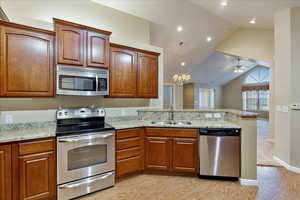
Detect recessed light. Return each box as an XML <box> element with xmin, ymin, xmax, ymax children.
<box><xmin>177</xmin><ymin>26</ymin><xmax>183</xmax><ymax>32</ymax></box>
<box><xmin>181</xmin><ymin>62</ymin><xmax>186</xmax><ymax>66</ymax></box>
<box><xmin>206</xmin><ymin>36</ymin><xmax>212</xmax><ymax>42</ymax></box>
<box><xmin>220</xmin><ymin>0</ymin><xmax>228</xmax><ymax>6</ymax></box>
<box><xmin>249</xmin><ymin>18</ymin><xmax>256</xmax><ymax>24</ymax></box>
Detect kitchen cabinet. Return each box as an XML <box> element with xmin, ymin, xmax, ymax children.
<box><xmin>145</xmin><ymin>137</ymin><xmax>171</xmax><ymax>171</ymax></box>
<box><xmin>109</xmin><ymin>43</ymin><xmax>160</xmax><ymax>98</ymax></box>
<box><xmin>110</xmin><ymin>47</ymin><xmax>138</xmax><ymax>97</ymax></box>
<box><xmin>172</xmin><ymin>138</ymin><xmax>198</xmax><ymax>173</ymax></box>
<box><xmin>145</xmin><ymin>128</ymin><xmax>198</xmax><ymax>174</ymax></box>
<box><xmin>137</xmin><ymin>53</ymin><xmax>158</xmax><ymax>98</ymax></box>
<box><xmin>0</xmin><ymin>145</ymin><xmax>12</xmax><ymax>200</ymax></box>
<box><xmin>54</xmin><ymin>18</ymin><xmax>111</xmax><ymax>69</ymax></box>
<box><xmin>116</xmin><ymin>128</ymin><xmax>144</xmax><ymax>178</ymax></box>
<box><xmin>0</xmin><ymin>21</ymin><xmax>55</xmax><ymax>97</ymax></box>
<box><xmin>12</xmin><ymin>138</ymin><xmax>56</xmax><ymax>200</ymax></box>
<box><xmin>56</xmin><ymin>23</ymin><xmax>85</xmax><ymax>65</ymax></box>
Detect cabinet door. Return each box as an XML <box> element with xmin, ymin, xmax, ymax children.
<box><xmin>172</xmin><ymin>138</ymin><xmax>198</xmax><ymax>173</ymax></box>
<box><xmin>145</xmin><ymin>137</ymin><xmax>171</xmax><ymax>171</ymax></box>
<box><xmin>0</xmin><ymin>145</ymin><xmax>12</xmax><ymax>200</ymax></box>
<box><xmin>0</xmin><ymin>26</ymin><xmax>54</xmax><ymax>97</ymax></box>
<box><xmin>109</xmin><ymin>47</ymin><xmax>137</xmax><ymax>97</ymax></box>
<box><xmin>87</xmin><ymin>31</ymin><xmax>109</xmax><ymax>68</ymax></box>
<box><xmin>56</xmin><ymin>24</ymin><xmax>85</xmax><ymax>65</ymax></box>
<box><xmin>137</xmin><ymin>53</ymin><xmax>158</xmax><ymax>98</ymax></box>
<box><xmin>16</xmin><ymin>152</ymin><xmax>56</xmax><ymax>200</ymax></box>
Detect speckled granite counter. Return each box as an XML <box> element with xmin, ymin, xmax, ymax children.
<box><xmin>108</xmin><ymin>120</ymin><xmax>240</xmax><ymax>130</ymax></box>
<box><xmin>0</xmin><ymin>121</ymin><xmax>56</xmax><ymax>144</ymax></box>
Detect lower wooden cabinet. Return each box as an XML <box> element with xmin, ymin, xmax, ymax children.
<box><xmin>145</xmin><ymin>137</ymin><xmax>171</xmax><ymax>171</ymax></box>
<box><xmin>0</xmin><ymin>145</ymin><xmax>12</xmax><ymax>200</ymax></box>
<box><xmin>116</xmin><ymin>128</ymin><xmax>144</xmax><ymax>178</ymax></box>
<box><xmin>0</xmin><ymin>138</ymin><xmax>56</xmax><ymax>200</ymax></box>
<box><xmin>145</xmin><ymin>128</ymin><xmax>198</xmax><ymax>174</ymax></box>
<box><xmin>172</xmin><ymin>138</ymin><xmax>198</xmax><ymax>173</ymax></box>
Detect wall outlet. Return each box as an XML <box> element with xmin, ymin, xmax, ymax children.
<box><xmin>5</xmin><ymin>114</ymin><xmax>13</xmax><ymax>124</ymax></box>
<box><xmin>214</xmin><ymin>113</ymin><xmax>222</xmax><ymax>118</ymax></box>
<box><xmin>205</xmin><ymin>113</ymin><xmax>213</xmax><ymax>118</ymax></box>
<box><xmin>290</xmin><ymin>103</ymin><xmax>300</xmax><ymax>110</ymax></box>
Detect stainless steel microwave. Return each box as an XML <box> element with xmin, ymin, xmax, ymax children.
<box><xmin>56</xmin><ymin>65</ymin><xmax>109</xmax><ymax>96</ymax></box>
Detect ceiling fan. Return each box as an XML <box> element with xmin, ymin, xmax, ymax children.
<box><xmin>233</xmin><ymin>57</ymin><xmax>249</xmax><ymax>73</ymax></box>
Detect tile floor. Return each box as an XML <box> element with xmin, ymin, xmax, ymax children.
<box><xmin>79</xmin><ymin>167</ymin><xmax>300</xmax><ymax>200</ymax></box>
<box><xmin>257</xmin><ymin>119</ymin><xmax>279</xmax><ymax>166</ymax></box>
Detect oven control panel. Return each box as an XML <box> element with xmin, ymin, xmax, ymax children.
<box><xmin>57</xmin><ymin>108</ymin><xmax>105</xmax><ymax>119</ymax></box>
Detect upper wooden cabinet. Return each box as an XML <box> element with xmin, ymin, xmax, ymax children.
<box><xmin>54</xmin><ymin>18</ymin><xmax>111</xmax><ymax>69</ymax></box>
<box><xmin>0</xmin><ymin>145</ymin><xmax>12</xmax><ymax>200</ymax></box>
<box><xmin>110</xmin><ymin>47</ymin><xmax>137</xmax><ymax>97</ymax></box>
<box><xmin>0</xmin><ymin>21</ymin><xmax>55</xmax><ymax>97</ymax></box>
<box><xmin>56</xmin><ymin>24</ymin><xmax>85</xmax><ymax>65</ymax></box>
<box><xmin>109</xmin><ymin>43</ymin><xmax>160</xmax><ymax>98</ymax></box>
<box><xmin>137</xmin><ymin>53</ymin><xmax>158</xmax><ymax>98</ymax></box>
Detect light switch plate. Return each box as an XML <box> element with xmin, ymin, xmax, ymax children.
<box><xmin>214</xmin><ymin>113</ymin><xmax>222</xmax><ymax>118</ymax></box>
<box><xmin>290</xmin><ymin>103</ymin><xmax>300</xmax><ymax>110</ymax></box>
<box><xmin>205</xmin><ymin>113</ymin><xmax>213</xmax><ymax>118</ymax></box>
<box><xmin>4</xmin><ymin>114</ymin><xmax>13</xmax><ymax>124</ymax></box>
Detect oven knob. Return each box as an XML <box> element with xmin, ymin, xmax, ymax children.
<box><xmin>58</xmin><ymin>112</ymin><xmax>63</xmax><ymax>116</ymax></box>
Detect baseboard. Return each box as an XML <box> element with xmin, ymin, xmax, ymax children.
<box><xmin>273</xmin><ymin>156</ymin><xmax>300</xmax><ymax>174</ymax></box>
<box><xmin>239</xmin><ymin>179</ymin><xmax>258</xmax><ymax>186</ymax></box>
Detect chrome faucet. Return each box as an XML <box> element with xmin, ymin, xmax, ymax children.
<box><xmin>169</xmin><ymin>105</ymin><xmax>174</xmax><ymax>121</ymax></box>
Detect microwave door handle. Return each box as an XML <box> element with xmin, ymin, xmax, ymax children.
<box><xmin>96</xmin><ymin>75</ymin><xmax>99</xmax><ymax>92</ymax></box>
<box><xmin>59</xmin><ymin>172</ymin><xmax>114</xmax><ymax>189</ymax></box>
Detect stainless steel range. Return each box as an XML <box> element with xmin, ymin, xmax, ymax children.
<box><xmin>56</xmin><ymin>108</ymin><xmax>115</xmax><ymax>200</ymax></box>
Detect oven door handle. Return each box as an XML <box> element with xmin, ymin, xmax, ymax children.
<box><xmin>59</xmin><ymin>172</ymin><xmax>114</xmax><ymax>189</ymax></box>
<box><xmin>58</xmin><ymin>133</ymin><xmax>114</xmax><ymax>143</ymax></box>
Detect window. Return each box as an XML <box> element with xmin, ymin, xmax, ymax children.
<box><xmin>198</xmin><ymin>88</ymin><xmax>215</xmax><ymax>109</ymax></box>
<box><xmin>242</xmin><ymin>68</ymin><xmax>270</xmax><ymax>111</ymax></box>
<box><xmin>163</xmin><ymin>84</ymin><xmax>174</xmax><ymax>109</ymax></box>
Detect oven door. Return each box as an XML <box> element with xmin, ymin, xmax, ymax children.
<box><xmin>57</xmin><ymin>131</ymin><xmax>115</xmax><ymax>184</ymax></box>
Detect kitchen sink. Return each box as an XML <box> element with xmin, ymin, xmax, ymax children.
<box><xmin>151</xmin><ymin>121</ymin><xmax>192</xmax><ymax>125</ymax></box>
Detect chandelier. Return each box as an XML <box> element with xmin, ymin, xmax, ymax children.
<box><xmin>173</xmin><ymin>73</ymin><xmax>191</xmax><ymax>86</ymax></box>
<box><xmin>172</xmin><ymin>42</ymin><xmax>192</xmax><ymax>86</ymax></box>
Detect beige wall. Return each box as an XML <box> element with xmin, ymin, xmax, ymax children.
<box><xmin>183</xmin><ymin>83</ymin><xmax>195</xmax><ymax>109</ymax></box>
<box><xmin>214</xmin><ymin>86</ymin><xmax>223</xmax><ymax>109</ymax></box>
<box><xmin>222</xmin><ymin>66</ymin><xmax>269</xmax><ymax>111</ymax></box>
<box><xmin>274</xmin><ymin>7</ymin><xmax>300</xmax><ymax>168</ymax></box>
<box><xmin>217</xmin><ymin>28</ymin><xmax>274</xmax><ymax>64</ymax></box>
<box><xmin>1</xmin><ymin>0</ymin><xmax>150</xmax><ymax>44</ymax></box>
<box><xmin>0</xmin><ymin>0</ymin><xmax>165</xmax><ymax>111</ymax></box>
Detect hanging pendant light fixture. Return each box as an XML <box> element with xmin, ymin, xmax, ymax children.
<box><xmin>172</xmin><ymin>42</ymin><xmax>191</xmax><ymax>86</ymax></box>
<box><xmin>234</xmin><ymin>57</ymin><xmax>245</xmax><ymax>73</ymax></box>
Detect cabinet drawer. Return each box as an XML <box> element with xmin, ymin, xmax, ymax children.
<box><xmin>18</xmin><ymin>138</ymin><xmax>55</xmax><ymax>156</ymax></box>
<box><xmin>117</xmin><ymin>137</ymin><xmax>140</xmax><ymax>150</ymax></box>
<box><xmin>117</xmin><ymin>128</ymin><xmax>141</xmax><ymax>139</ymax></box>
<box><xmin>117</xmin><ymin>147</ymin><xmax>141</xmax><ymax>160</ymax></box>
<box><xmin>146</xmin><ymin>128</ymin><xmax>198</xmax><ymax>138</ymax></box>
<box><xmin>117</xmin><ymin>156</ymin><xmax>142</xmax><ymax>177</ymax></box>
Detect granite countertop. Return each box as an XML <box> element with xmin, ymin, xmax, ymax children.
<box><xmin>0</xmin><ymin>119</ymin><xmax>240</xmax><ymax>144</ymax></box>
<box><xmin>108</xmin><ymin>120</ymin><xmax>241</xmax><ymax>130</ymax></box>
<box><xmin>0</xmin><ymin>121</ymin><xmax>56</xmax><ymax>144</ymax></box>
<box><xmin>137</xmin><ymin>109</ymin><xmax>258</xmax><ymax>118</ymax></box>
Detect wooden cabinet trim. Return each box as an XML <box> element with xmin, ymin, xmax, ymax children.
<box><xmin>145</xmin><ymin>128</ymin><xmax>198</xmax><ymax>138</ymax></box>
<box><xmin>110</xmin><ymin>43</ymin><xmax>160</xmax><ymax>56</ymax></box>
<box><xmin>117</xmin><ymin>137</ymin><xmax>141</xmax><ymax>150</ymax></box>
<box><xmin>53</xmin><ymin>18</ymin><xmax>112</xmax><ymax>36</ymax></box>
<box><xmin>0</xmin><ymin>20</ymin><xmax>55</xmax><ymax>35</ymax></box>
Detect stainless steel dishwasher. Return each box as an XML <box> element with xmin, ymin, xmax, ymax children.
<box><xmin>199</xmin><ymin>128</ymin><xmax>241</xmax><ymax>178</ymax></box>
